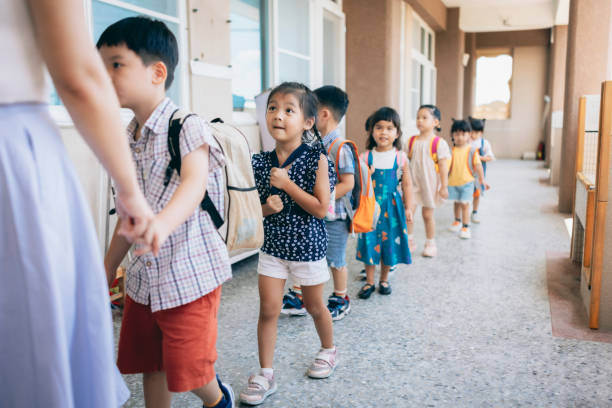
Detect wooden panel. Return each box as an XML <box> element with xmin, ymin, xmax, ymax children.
<box><xmin>595</xmin><ymin>82</ymin><xmax>612</xmax><ymax>202</ymax></box>
<box><xmin>576</xmin><ymin>97</ymin><xmax>587</xmax><ymax>173</ymax></box>
<box><xmin>187</xmin><ymin>0</ymin><xmax>231</xmax><ymax>64</ymax></box>
<box><xmin>583</xmin><ymin>190</ymin><xmax>596</xmax><ymax>269</ymax></box>
<box><xmin>590</xmin><ymin>201</ymin><xmax>607</xmax><ymax>329</ymax></box>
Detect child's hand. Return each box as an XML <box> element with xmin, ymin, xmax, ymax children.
<box><xmin>483</xmin><ymin>182</ymin><xmax>491</xmax><ymax>191</ymax></box>
<box><xmin>133</xmin><ymin>216</ymin><xmax>171</xmax><ymax>257</ymax></box>
<box><xmin>404</xmin><ymin>207</ymin><xmax>413</xmax><ymax>223</ymax></box>
<box><xmin>439</xmin><ymin>185</ymin><xmax>449</xmax><ymax>199</ymax></box>
<box><xmin>270</xmin><ymin>167</ymin><xmax>291</xmax><ymax>190</ymax></box>
<box><xmin>266</xmin><ymin>195</ymin><xmax>284</xmax><ymax>214</ymax></box>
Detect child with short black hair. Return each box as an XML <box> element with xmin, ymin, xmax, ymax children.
<box><xmin>279</xmin><ymin>85</ymin><xmax>354</xmax><ymax>321</ymax></box>
<box><xmin>98</xmin><ymin>16</ymin><xmax>234</xmax><ymax>408</ymax></box>
<box><xmin>469</xmin><ymin>116</ymin><xmax>495</xmax><ymax>223</ymax></box>
<box><xmin>447</xmin><ymin>119</ymin><xmax>489</xmax><ymax>239</ymax></box>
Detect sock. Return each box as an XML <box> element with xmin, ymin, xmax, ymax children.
<box><xmin>463</xmin><ymin>224</ymin><xmax>469</xmax><ymax>228</ymax></box>
<box><xmin>472</xmin><ymin>210</ymin><xmax>478</xmax><ymax>214</ymax></box>
<box><xmin>322</xmin><ymin>346</ymin><xmax>336</xmax><ymax>353</ymax></box>
<box><xmin>454</xmin><ymin>218</ymin><xmax>461</xmax><ymax>223</ymax></box>
<box><xmin>292</xmin><ymin>285</ymin><xmax>302</xmax><ymax>296</ymax></box>
<box><xmin>260</xmin><ymin>368</ymin><xmax>274</xmax><ymax>379</ymax></box>
<box><xmin>425</xmin><ymin>238</ymin><xmax>435</xmax><ymax>245</ymax></box>
<box><xmin>334</xmin><ymin>288</ymin><xmax>347</xmax><ymax>297</ymax></box>
<box><xmin>204</xmin><ymin>390</ymin><xmax>224</xmax><ymax>408</ymax></box>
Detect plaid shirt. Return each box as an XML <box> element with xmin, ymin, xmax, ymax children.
<box><xmin>124</xmin><ymin>98</ymin><xmax>231</xmax><ymax>312</ymax></box>
<box><xmin>322</xmin><ymin>129</ymin><xmax>354</xmax><ymax>220</ymax></box>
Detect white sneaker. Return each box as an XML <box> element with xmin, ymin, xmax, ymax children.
<box><xmin>459</xmin><ymin>227</ymin><xmax>471</xmax><ymax>239</ymax></box>
<box><xmin>471</xmin><ymin>212</ymin><xmax>480</xmax><ymax>224</ymax></box>
<box><xmin>422</xmin><ymin>241</ymin><xmax>437</xmax><ymax>257</ymax></box>
<box><xmin>448</xmin><ymin>221</ymin><xmax>462</xmax><ymax>232</ymax></box>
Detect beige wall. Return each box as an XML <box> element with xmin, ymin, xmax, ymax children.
<box><xmin>404</xmin><ymin>0</ymin><xmax>447</xmax><ymax>31</ymax></box>
<box><xmin>482</xmin><ymin>46</ymin><xmax>548</xmax><ymax>159</ymax></box>
<box><xmin>344</xmin><ymin>0</ymin><xmax>403</xmax><ymax>150</ymax></box>
<box><xmin>463</xmin><ymin>32</ymin><xmax>477</xmax><ymax>118</ymax></box>
<box><xmin>545</xmin><ymin>25</ymin><xmax>568</xmax><ymax>175</ymax></box>
<box><xmin>435</xmin><ymin>7</ymin><xmax>464</xmax><ymax>142</ymax></box>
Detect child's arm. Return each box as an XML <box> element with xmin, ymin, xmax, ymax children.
<box><xmin>135</xmin><ymin>145</ymin><xmax>209</xmax><ymax>256</ymax></box>
<box><xmin>335</xmin><ymin>173</ymin><xmax>355</xmax><ymax>199</ymax></box>
<box><xmin>475</xmin><ymin>163</ymin><xmax>490</xmax><ymax>190</ymax></box>
<box><xmin>104</xmin><ymin>218</ymin><xmax>132</xmax><ymax>288</ymax></box>
<box><xmin>438</xmin><ymin>158</ymin><xmax>450</xmax><ymax>199</ymax></box>
<box><xmin>401</xmin><ymin>156</ymin><xmax>414</xmax><ymax>222</ymax></box>
<box><xmin>270</xmin><ymin>154</ymin><xmax>330</xmax><ymax>219</ymax></box>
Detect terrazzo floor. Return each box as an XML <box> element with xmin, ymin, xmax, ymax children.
<box><xmin>114</xmin><ymin>160</ymin><xmax>612</xmax><ymax>407</ymax></box>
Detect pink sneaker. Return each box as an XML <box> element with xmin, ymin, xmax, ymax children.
<box><xmin>307</xmin><ymin>347</ymin><xmax>337</xmax><ymax>379</ymax></box>
<box><xmin>422</xmin><ymin>241</ymin><xmax>437</xmax><ymax>258</ymax></box>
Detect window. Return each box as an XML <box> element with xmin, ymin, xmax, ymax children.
<box><xmin>474</xmin><ymin>50</ymin><xmax>513</xmax><ymax>119</ymax></box>
<box><xmin>230</xmin><ymin>0</ymin><xmax>264</xmax><ymax>111</ymax></box>
<box><xmin>276</xmin><ymin>0</ymin><xmax>311</xmax><ymax>85</ymax></box>
<box><xmin>322</xmin><ymin>9</ymin><xmax>344</xmax><ymax>87</ymax></box>
<box><xmin>408</xmin><ymin>14</ymin><xmax>435</xmax><ymax>120</ymax></box>
<box><xmin>50</xmin><ymin>0</ymin><xmax>184</xmax><ymax>106</ymax></box>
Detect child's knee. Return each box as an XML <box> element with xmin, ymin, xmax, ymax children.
<box><xmin>259</xmin><ymin>300</ymin><xmax>282</xmax><ymax>321</ymax></box>
<box><xmin>303</xmin><ymin>300</ymin><xmax>326</xmax><ymax>318</ymax></box>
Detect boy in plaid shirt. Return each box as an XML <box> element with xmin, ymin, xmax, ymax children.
<box><xmin>99</xmin><ymin>17</ymin><xmax>234</xmax><ymax>408</ymax></box>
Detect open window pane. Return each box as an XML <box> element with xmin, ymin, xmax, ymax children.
<box><xmin>230</xmin><ymin>0</ymin><xmax>263</xmax><ymax>110</ymax></box>
<box><xmin>474</xmin><ymin>52</ymin><xmax>513</xmax><ymax>119</ymax></box>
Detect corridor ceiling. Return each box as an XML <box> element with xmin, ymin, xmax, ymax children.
<box><xmin>441</xmin><ymin>0</ymin><xmax>570</xmax><ymax>32</ymax></box>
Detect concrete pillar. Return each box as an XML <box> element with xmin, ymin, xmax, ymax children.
<box><xmin>344</xmin><ymin>0</ymin><xmax>402</xmax><ymax>149</ymax></box>
<box><xmin>435</xmin><ymin>7</ymin><xmax>464</xmax><ymax>142</ymax></box>
<box><xmin>558</xmin><ymin>0</ymin><xmax>612</xmax><ymax>213</ymax></box>
<box><xmin>545</xmin><ymin>25</ymin><xmax>567</xmax><ymax>180</ymax></box>
<box><xmin>463</xmin><ymin>32</ymin><xmax>476</xmax><ymax>118</ymax></box>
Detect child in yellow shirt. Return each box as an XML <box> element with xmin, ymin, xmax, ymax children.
<box><xmin>447</xmin><ymin>119</ymin><xmax>490</xmax><ymax>239</ymax></box>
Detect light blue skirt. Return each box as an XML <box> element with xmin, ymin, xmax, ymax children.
<box><xmin>0</xmin><ymin>104</ymin><xmax>129</xmax><ymax>407</ymax></box>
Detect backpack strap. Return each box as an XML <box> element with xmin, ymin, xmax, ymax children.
<box><xmin>166</xmin><ymin>109</ymin><xmax>224</xmax><ymax>229</ymax></box>
<box><xmin>430</xmin><ymin>136</ymin><xmax>440</xmax><ymax>173</ymax></box>
<box><xmin>408</xmin><ymin>136</ymin><xmax>417</xmax><ymax>159</ymax></box>
<box><xmin>467</xmin><ymin>148</ymin><xmax>475</xmax><ymax>177</ymax></box>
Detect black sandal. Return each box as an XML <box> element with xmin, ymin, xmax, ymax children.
<box><xmin>358</xmin><ymin>283</ymin><xmax>376</xmax><ymax>299</ymax></box>
<box><xmin>378</xmin><ymin>281</ymin><xmax>392</xmax><ymax>295</ymax></box>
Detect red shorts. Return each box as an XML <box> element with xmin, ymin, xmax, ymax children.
<box><xmin>117</xmin><ymin>287</ymin><xmax>221</xmax><ymax>392</ymax></box>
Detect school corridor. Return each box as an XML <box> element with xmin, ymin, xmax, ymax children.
<box><xmin>112</xmin><ymin>159</ymin><xmax>612</xmax><ymax>407</ymax></box>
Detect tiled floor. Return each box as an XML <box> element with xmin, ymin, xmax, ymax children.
<box><xmin>115</xmin><ymin>160</ymin><xmax>612</xmax><ymax>407</ymax></box>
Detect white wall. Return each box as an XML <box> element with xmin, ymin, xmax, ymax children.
<box><xmin>484</xmin><ymin>46</ymin><xmax>548</xmax><ymax>159</ymax></box>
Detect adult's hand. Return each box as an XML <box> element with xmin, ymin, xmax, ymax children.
<box><xmin>115</xmin><ymin>189</ymin><xmax>155</xmax><ymax>244</ymax></box>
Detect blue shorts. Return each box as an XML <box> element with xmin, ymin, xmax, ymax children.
<box><xmin>325</xmin><ymin>219</ymin><xmax>350</xmax><ymax>268</ymax></box>
<box><xmin>448</xmin><ymin>181</ymin><xmax>475</xmax><ymax>203</ymax></box>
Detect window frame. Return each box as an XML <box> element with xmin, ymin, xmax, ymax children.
<box><xmin>50</xmin><ymin>0</ymin><xmax>190</xmax><ymax>126</ymax></box>
<box><xmin>473</xmin><ymin>47</ymin><xmax>514</xmax><ymax>120</ymax></box>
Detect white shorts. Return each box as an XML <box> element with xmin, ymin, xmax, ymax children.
<box><xmin>257</xmin><ymin>252</ymin><xmax>330</xmax><ymax>286</ymax></box>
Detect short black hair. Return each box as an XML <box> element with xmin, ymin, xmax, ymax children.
<box><xmin>313</xmin><ymin>86</ymin><xmax>349</xmax><ymax>122</ymax></box>
<box><xmin>451</xmin><ymin>119</ymin><xmax>472</xmax><ymax>134</ymax></box>
<box><xmin>96</xmin><ymin>16</ymin><xmax>178</xmax><ymax>89</ymax></box>
<box><xmin>469</xmin><ymin>116</ymin><xmax>486</xmax><ymax>132</ymax></box>
<box><xmin>365</xmin><ymin>107</ymin><xmax>403</xmax><ymax>150</ymax></box>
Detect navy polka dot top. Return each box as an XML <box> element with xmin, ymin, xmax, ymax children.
<box><xmin>252</xmin><ymin>143</ymin><xmax>336</xmax><ymax>262</ymax></box>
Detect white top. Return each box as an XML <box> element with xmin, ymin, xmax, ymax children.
<box><xmin>0</xmin><ymin>0</ymin><xmax>48</xmax><ymax>104</ymax></box>
<box><xmin>369</xmin><ymin>148</ymin><xmax>408</xmax><ymax>169</ymax></box>
<box><xmin>471</xmin><ymin>137</ymin><xmax>496</xmax><ymax>160</ymax></box>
